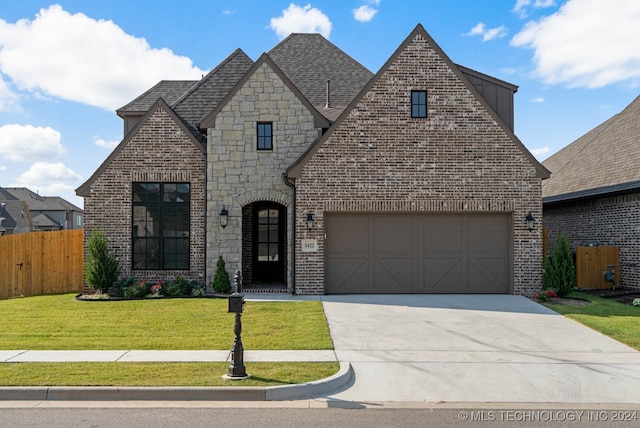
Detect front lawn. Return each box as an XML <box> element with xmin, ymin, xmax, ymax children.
<box><xmin>0</xmin><ymin>293</ymin><xmax>336</xmax><ymax>386</ymax></box>
<box><xmin>544</xmin><ymin>292</ymin><xmax>640</xmax><ymax>351</ymax></box>
<box><xmin>0</xmin><ymin>294</ymin><xmax>333</xmax><ymax>350</ymax></box>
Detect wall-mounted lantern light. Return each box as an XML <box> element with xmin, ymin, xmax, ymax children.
<box><xmin>306</xmin><ymin>213</ymin><xmax>314</xmax><ymax>230</ymax></box>
<box><xmin>526</xmin><ymin>211</ymin><xmax>535</xmax><ymax>232</ymax></box>
<box><xmin>220</xmin><ymin>206</ymin><xmax>229</xmax><ymax>229</ymax></box>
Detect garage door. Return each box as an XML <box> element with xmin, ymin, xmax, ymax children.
<box><xmin>325</xmin><ymin>213</ymin><xmax>511</xmax><ymax>294</ymax></box>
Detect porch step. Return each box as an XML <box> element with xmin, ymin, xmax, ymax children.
<box><xmin>242</xmin><ymin>284</ymin><xmax>289</xmax><ymax>293</ymax></box>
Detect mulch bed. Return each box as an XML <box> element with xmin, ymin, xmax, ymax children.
<box><xmin>578</xmin><ymin>287</ymin><xmax>640</xmax><ymax>306</ymax></box>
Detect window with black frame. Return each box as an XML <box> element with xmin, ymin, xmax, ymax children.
<box><xmin>411</xmin><ymin>90</ymin><xmax>427</xmax><ymax>118</ymax></box>
<box><xmin>132</xmin><ymin>183</ymin><xmax>190</xmax><ymax>270</ymax></box>
<box><xmin>257</xmin><ymin>122</ymin><xmax>273</xmax><ymax>150</ymax></box>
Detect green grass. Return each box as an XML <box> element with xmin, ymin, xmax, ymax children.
<box><xmin>0</xmin><ymin>362</ymin><xmax>339</xmax><ymax>387</ymax></box>
<box><xmin>0</xmin><ymin>294</ymin><xmax>333</xmax><ymax>350</ymax></box>
<box><xmin>545</xmin><ymin>292</ymin><xmax>640</xmax><ymax>351</ymax></box>
<box><xmin>0</xmin><ymin>293</ymin><xmax>336</xmax><ymax>386</ymax></box>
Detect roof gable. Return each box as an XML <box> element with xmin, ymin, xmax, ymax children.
<box><xmin>288</xmin><ymin>24</ymin><xmax>549</xmax><ymax>179</ymax></box>
<box><xmin>76</xmin><ymin>98</ymin><xmax>205</xmax><ymax>197</ymax></box>
<box><xmin>200</xmin><ymin>53</ymin><xmax>330</xmax><ymax>129</ymax></box>
<box><xmin>117</xmin><ymin>80</ymin><xmax>197</xmax><ymax>117</ymax></box>
<box><xmin>542</xmin><ymin>95</ymin><xmax>640</xmax><ymax>202</ymax></box>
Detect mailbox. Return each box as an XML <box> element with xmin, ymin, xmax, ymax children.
<box><xmin>228</xmin><ymin>293</ymin><xmax>245</xmax><ymax>314</ymax></box>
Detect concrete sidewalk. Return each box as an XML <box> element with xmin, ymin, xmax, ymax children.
<box><xmin>1</xmin><ymin>350</ymin><xmax>337</xmax><ymax>363</ymax></box>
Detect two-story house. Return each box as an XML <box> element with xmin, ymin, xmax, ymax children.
<box><xmin>77</xmin><ymin>24</ymin><xmax>548</xmax><ymax>295</ymax></box>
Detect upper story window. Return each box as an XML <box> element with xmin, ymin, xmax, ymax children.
<box><xmin>257</xmin><ymin>122</ymin><xmax>273</xmax><ymax>150</ymax></box>
<box><xmin>132</xmin><ymin>183</ymin><xmax>190</xmax><ymax>270</ymax></box>
<box><xmin>411</xmin><ymin>90</ymin><xmax>427</xmax><ymax>118</ymax></box>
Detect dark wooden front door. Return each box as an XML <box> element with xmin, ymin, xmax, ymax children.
<box><xmin>253</xmin><ymin>203</ymin><xmax>285</xmax><ymax>282</ymax></box>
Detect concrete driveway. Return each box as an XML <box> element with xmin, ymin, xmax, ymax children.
<box><xmin>319</xmin><ymin>294</ymin><xmax>640</xmax><ymax>403</ymax></box>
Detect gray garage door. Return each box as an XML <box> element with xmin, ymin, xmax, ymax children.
<box><xmin>325</xmin><ymin>213</ymin><xmax>511</xmax><ymax>294</ymax></box>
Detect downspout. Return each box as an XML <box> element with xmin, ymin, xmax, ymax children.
<box><xmin>283</xmin><ymin>173</ymin><xmax>296</xmax><ymax>294</ymax></box>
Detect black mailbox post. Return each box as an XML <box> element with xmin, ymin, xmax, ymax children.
<box><xmin>223</xmin><ymin>271</ymin><xmax>250</xmax><ymax>379</ymax></box>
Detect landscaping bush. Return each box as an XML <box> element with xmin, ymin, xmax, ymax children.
<box><xmin>162</xmin><ymin>277</ymin><xmax>191</xmax><ymax>297</ymax></box>
<box><xmin>123</xmin><ymin>279</ymin><xmax>151</xmax><ymax>299</ymax></box>
<box><xmin>212</xmin><ymin>256</ymin><xmax>231</xmax><ymax>294</ymax></box>
<box><xmin>112</xmin><ymin>276</ymin><xmax>137</xmax><ymax>297</ymax></box>
<box><xmin>542</xmin><ymin>234</ymin><xmax>576</xmax><ymax>297</ymax></box>
<box><xmin>85</xmin><ymin>231</ymin><xmax>121</xmax><ymax>293</ymax></box>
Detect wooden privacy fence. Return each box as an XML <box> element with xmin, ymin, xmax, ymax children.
<box><xmin>0</xmin><ymin>229</ymin><xmax>84</xmax><ymax>299</ymax></box>
<box><xmin>576</xmin><ymin>246</ymin><xmax>619</xmax><ymax>289</ymax></box>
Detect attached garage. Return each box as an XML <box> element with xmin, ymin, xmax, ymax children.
<box><xmin>325</xmin><ymin>213</ymin><xmax>512</xmax><ymax>294</ymax></box>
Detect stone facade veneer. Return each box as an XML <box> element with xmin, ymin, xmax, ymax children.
<box><xmin>206</xmin><ymin>62</ymin><xmax>322</xmax><ymax>288</ymax></box>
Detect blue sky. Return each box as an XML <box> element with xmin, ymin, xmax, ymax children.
<box><xmin>2</xmin><ymin>1</ymin><xmax>640</xmax><ymax>208</ymax></box>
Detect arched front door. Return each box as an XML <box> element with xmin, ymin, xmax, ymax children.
<box><xmin>253</xmin><ymin>202</ymin><xmax>285</xmax><ymax>283</ymax></box>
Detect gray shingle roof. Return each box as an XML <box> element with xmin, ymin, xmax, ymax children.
<box><xmin>542</xmin><ymin>95</ymin><xmax>640</xmax><ymax>203</ymax></box>
<box><xmin>2</xmin><ymin>187</ymin><xmax>82</xmax><ymax>211</ymax></box>
<box><xmin>172</xmin><ymin>49</ymin><xmax>253</xmax><ymax>140</ymax></box>
<box><xmin>117</xmin><ymin>81</ymin><xmax>197</xmax><ymax>116</ymax></box>
<box><xmin>268</xmin><ymin>33</ymin><xmax>373</xmax><ymax>119</ymax></box>
<box><xmin>0</xmin><ymin>200</ymin><xmax>27</xmax><ymax>230</ymax></box>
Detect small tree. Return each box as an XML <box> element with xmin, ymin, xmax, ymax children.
<box><xmin>542</xmin><ymin>234</ymin><xmax>576</xmax><ymax>297</ymax></box>
<box><xmin>85</xmin><ymin>231</ymin><xmax>121</xmax><ymax>293</ymax></box>
<box><xmin>212</xmin><ymin>256</ymin><xmax>231</xmax><ymax>294</ymax></box>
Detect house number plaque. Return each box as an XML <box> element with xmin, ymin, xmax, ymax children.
<box><xmin>301</xmin><ymin>239</ymin><xmax>318</xmax><ymax>252</ymax></box>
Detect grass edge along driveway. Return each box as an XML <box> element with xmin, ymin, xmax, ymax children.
<box><xmin>0</xmin><ymin>294</ymin><xmax>336</xmax><ymax>386</ymax></box>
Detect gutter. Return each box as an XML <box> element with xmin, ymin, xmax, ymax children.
<box><xmin>283</xmin><ymin>173</ymin><xmax>296</xmax><ymax>294</ymax></box>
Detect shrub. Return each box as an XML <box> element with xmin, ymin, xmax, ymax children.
<box><xmin>112</xmin><ymin>276</ymin><xmax>137</xmax><ymax>297</ymax></box>
<box><xmin>212</xmin><ymin>256</ymin><xmax>231</xmax><ymax>294</ymax></box>
<box><xmin>85</xmin><ymin>231</ymin><xmax>121</xmax><ymax>293</ymax></box>
<box><xmin>542</xmin><ymin>235</ymin><xmax>576</xmax><ymax>298</ymax></box>
<box><xmin>189</xmin><ymin>281</ymin><xmax>206</xmax><ymax>297</ymax></box>
<box><xmin>162</xmin><ymin>277</ymin><xmax>191</xmax><ymax>297</ymax></box>
<box><xmin>123</xmin><ymin>279</ymin><xmax>150</xmax><ymax>299</ymax></box>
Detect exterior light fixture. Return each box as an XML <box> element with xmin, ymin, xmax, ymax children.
<box><xmin>306</xmin><ymin>213</ymin><xmax>314</xmax><ymax>230</ymax></box>
<box><xmin>526</xmin><ymin>211</ymin><xmax>535</xmax><ymax>231</ymax></box>
<box><xmin>220</xmin><ymin>206</ymin><xmax>229</xmax><ymax>229</ymax></box>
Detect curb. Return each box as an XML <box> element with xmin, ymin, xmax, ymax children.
<box><xmin>0</xmin><ymin>362</ymin><xmax>352</xmax><ymax>401</ymax></box>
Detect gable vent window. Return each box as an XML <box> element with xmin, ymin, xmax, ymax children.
<box><xmin>257</xmin><ymin>122</ymin><xmax>273</xmax><ymax>150</ymax></box>
<box><xmin>132</xmin><ymin>183</ymin><xmax>190</xmax><ymax>270</ymax></box>
<box><xmin>411</xmin><ymin>90</ymin><xmax>427</xmax><ymax>118</ymax></box>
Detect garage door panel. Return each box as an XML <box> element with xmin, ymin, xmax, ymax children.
<box><xmin>326</xmin><ymin>213</ymin><xmax>511</xmax><ymax>294</ymax></box>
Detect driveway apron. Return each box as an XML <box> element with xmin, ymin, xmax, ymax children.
<box><xmin>320</xmin><ymin>295</ymin><xmax>640</xmax><ymax>403</ymax></box>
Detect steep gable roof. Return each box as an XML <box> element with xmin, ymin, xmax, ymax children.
<box><xmin>1</xmin><ymin>187</ymin><xmax>82</xmax><ymax>211</ymax></box>
<box><xmin>117</xmin><ymin>80</ymin><xmax>197</xmax><ymax>117</ymax></box>
<box><xmin>0</xmin><ymin>200</ymin><xmax>32</xmax><ymax>232</ymax></box>
<box><xmin>76</xmin><ymin>98</ymin><xmax>205</xmax><ymax>197</ymax></box>
<box><xmin>172</xmin><ymin>48</ymin><xmax>254</xmax><ymax>141</ymax></box>
<box><xmin>200</xmin><ymin>53</ymin><xmax>331</xmax><ymax>129</ymax></box>
<box><xmin>542</xmin><ymin>95</ymin><xmax>640</xmax><ymax>203</ymax></box>
<box><xmin>268</xmin><ymin>33</ymin><xmax>373</xmax><ymax>121</ymax></box>
<box><xmin>288</xmin><ymin>24</ymin><xmax>550</xmax><ymax>179</ymax></box>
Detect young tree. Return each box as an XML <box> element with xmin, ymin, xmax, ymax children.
<box><xmin>542</xmin><ymin>234</ymin><xmax>576</xmax><ymax>297</ymax></box>
<box><xmin>212</xmin><ymin>256</ymin><xmax>232</xmax><ymax>294</ymax></box>
<box><xmin>85</xmin><ymin>231</ymin><xmax>120</xmax><ymax>293</ymax></box>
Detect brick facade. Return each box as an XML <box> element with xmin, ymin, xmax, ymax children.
<box><xmin>292</xmin><ymin>31</ymin><xmax>544</xmax><ymax>295</ymax></box>
<box><xmin>83</xmin><ymin>103</ymin><xmax>206</xmax><ymax>287</ymax></box>
<box><xmin>544</xmin><ymin>193</ymin><xmax>640</xmax><ymax>289</ymax></box>
<box><xmin>206</xmin><ymin>61</ymin><xmax>322</xmax><ymax>288</ymax></box>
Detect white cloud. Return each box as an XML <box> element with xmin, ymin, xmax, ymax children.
<box><xmin>0</xmin><ymin>165</ymin><xmax>6</xmax><ymax>171</ymax></box>
<box><xmin>12</xmin><ymin>162</ymin><xmax>82</xmax><ymax>195</ymax></box>
<box><xmin>531</xmin><ymin>97</ymin><xmax>545</xmax><ymax>103</ymax></box>
<box><xmin>513</xmin><ymin>0</ymin><xmax>556</xmax><ymax>18</ymax></box>
<box><xmin>353</xmin><ymin>5</ymin><xmax>378</xmax><ymax>22</ymax></box>
<box><xmin>0</xmin><ymin>5</ymin><xmax>205</xmax><ymax>111</ymax></box>
<box><xmin>465</xmin><ymin>23</ymin><xmax>507</xmax><ymax>41</ymax></box>
<box><xmin>530</xmin><ymin>146</ymin><xmax>550</xmax><ymax>157</ymax></box>
<box><xmin>0</xmin><ymin>124</ymin><xmax>65</xmax><ymax>162</ymax></box>
<box><xmin>511</xmin><ymin>0</ymin><xmax>640</xmax><ymax>88</ymax></box>
<box><xmin>0</xmin><ymin>74</ymin><xmax>20</xmax><ymax>113</ymax></box>
<box><xmin>95</xmin><ymin>138</ymin><xmax>119</xmax><ymax>149</ymax></box>
<box><xmin>269</xmin><ymin>3</ymin><xmax>332</xmax><ymax>39</ymax></box>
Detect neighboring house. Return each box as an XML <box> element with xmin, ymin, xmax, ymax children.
<box><xmin>77</xmin><ymin>24</ymin><xmax>548</xmax><ymax>295</ymax></box>
<box><xmin>0</xmin><ymin>200</ymin><xmax>34</xmax><ymax>235</ymax></box>
<box><xmin>542</xmin><ymin>95</ymin><xmax>640</xmax><ymax>289</ymax></box>
<box><xmin>0</xmin><ymin>187</ymin><xmax>83</xmax><ymax>232</ymax></box>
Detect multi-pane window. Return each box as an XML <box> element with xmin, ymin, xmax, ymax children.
<box><xmin>257</xmin><ymin>207</ymin><xmax>280</xmax><ymax>262</ymax></box>
<box><xmin>257</xmin><ymin>122</ymin><xmax>273</xmax><ymax>150</ymax></box>
<box><xmin>132</xmin><ymin>183</ymin><xmax>190</xmax><ymax>270</ymax></box>
<box><xmin>411</xmin><ymin>90</ymin><xmax>427</xmax><ymax>118</ymax></box>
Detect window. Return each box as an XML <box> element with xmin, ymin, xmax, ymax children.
<box><xmin>132</xmin><ymin>183</ymin><xmax>190</xmax><ymax>270</ymax></box>
<box><xmin>411</xmin><ymin>90</ymin><xmax>427</xmax><ymax>118</ymax></box>
<box><xmin>257</xmin><ymin>122</ymin><xmax>273</xmax><ymax>150</ymax></box>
